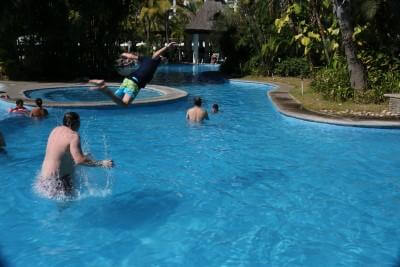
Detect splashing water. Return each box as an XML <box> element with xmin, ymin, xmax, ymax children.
<box><xmin>76</xmin><ymin>118</ymin><xmax>114</xmax><ymax>199</ymax></box>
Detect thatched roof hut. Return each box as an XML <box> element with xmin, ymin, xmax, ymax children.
<box><xmin>185</xmin><ymin>0</ymin><xmax>225</xmax><ymax>33</ymax></box>
<box><xmin>184</xmin><ymin>0</ymin><xmax>227</xmax><ymax>63</ymax></box>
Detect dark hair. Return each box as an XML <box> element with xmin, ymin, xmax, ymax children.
<box><xmin>16</xmin><ymin>99</ymin><xmax>23</xmax><ymax>106</ymax></box>
<box><xmin>212</xmin><ymin>103</ymin><xmax>219</xmax><ymax>111</ymax></box>
<box><xmin>63</xmin><ymin>112</ymin><xmax>80</xmax><ymax>128</ymax></box>
<box><xmin>194</xmin><ymin>97</ymin><xmax>202</xmax><ymax>107</ymax></box>
<box><xmin>35</xmin><ymin>98</ymin><xmax>43</xmax><ymax>107</ymax></box>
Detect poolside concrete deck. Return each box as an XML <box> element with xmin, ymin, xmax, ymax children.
<box><xmin>0</xmin><ymin>81</ymin><xmax>187</xmax><ymax>108</ymax></box>
<box><xmin>266</xmin><ymin>81</ymin><xmax>400</xmax><ymax>128</ymax></box>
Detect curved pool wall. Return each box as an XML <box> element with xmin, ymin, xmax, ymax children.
<box><xmin>24</xmin><ymin>86</ymin><xmax>163</xmax><ymax>102</ymax></box>
<box><xmin>22</xmin><ymin>84</ymin><xmax>188</xmax><ymax>108</ymax></box>
<box><xmin>0</xmin><ymin>84</ymin><xmax>188</xmax><ymax>109</ymax></box>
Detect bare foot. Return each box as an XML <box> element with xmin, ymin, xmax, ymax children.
<box><xmin>88</xmin><ymin>79</ymin><xmax>106</xmax><ymax>90</ymax></box>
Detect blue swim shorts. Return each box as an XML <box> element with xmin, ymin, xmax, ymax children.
<box><xmin>114</xmin><ymin>78</ymin><xmax>140</xmax><ymax>99</ymax></box>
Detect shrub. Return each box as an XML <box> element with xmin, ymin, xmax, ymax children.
<box><xmin>243</xmin><ymin>56</ymin><xmax>273</xmax><ymax>76</ymax></box>
<box><xmin>311</xmin><ymin>66</ymin><xmax>400</xmax><ymax>103</ymax></box>
<box><xmin>274</xmin><ymin>58</ymin><xmax>310</xmax><ymax>77</ymax></box>
<box><xmin>311</xmin><ymin>66</ymin><xmax>353</xmax><ymax>102</ymax></box>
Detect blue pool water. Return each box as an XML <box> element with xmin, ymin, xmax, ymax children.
<box><xmin>0</xmin><ymin>65</ymin><xmax>400</xmax><ymax>266</ymax></box>
<box><xmin>25</xmin><ymin>87</ymin><xmax>162</xmax><ymax>102</ymax></box>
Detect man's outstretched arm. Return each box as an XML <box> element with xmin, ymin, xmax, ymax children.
<box><xmin>152</xmin><ymin>42</ymin><xmax>177</xmax><ymax>59</ymax></box>
<box><xmin>70</xmin><ymin>133</ymin><xmax>114</xmax><ymax>168</ymax></box>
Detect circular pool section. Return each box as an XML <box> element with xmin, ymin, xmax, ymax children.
<box><xmin>24</xmin><ymin>86</ymin><xmax>162</xmax><ymax>102</ymax></box>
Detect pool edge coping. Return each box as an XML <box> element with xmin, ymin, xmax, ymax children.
<box><xmin>230</xmin><ymin>79</ymin><xmax>400</xmax><ymax>128</ymax></box>
<box><xmin>3</xmin><ymin>79</ymin><xmax>400</xmax><ymax>128</ymax></box>
<box><xmin>0</xmin><ymin>81</ymin><xmax>187</xmax><ymax>108</ymax></box>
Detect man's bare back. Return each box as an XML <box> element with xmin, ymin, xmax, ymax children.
<box><xmin>30</xmin><ymin>98</ymin><xmax>48</xmax><ymax>118</ymax></box>
<box><xmin>186</xmin><ymin>106</ymin><xmax>209</xmax><ymax>122</ymax></box>
<box><xmin>186</xmin><ymin>97</ymin><xmax>209</xmax><ymax>122</ymax></box>
<box><xmin>30</xmin><ymin>107</ymin><xmax>48</xmax><ymax>118</ymax></box>
<box><xmin>41</xmin><ymin>126</ymin><xmax>80</xmax><ymax>178</ymax></box>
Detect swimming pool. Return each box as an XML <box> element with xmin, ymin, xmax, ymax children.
<box><xmin>25</xmin><ymin>87</ymin><xmax>162</xmax><ymax>102</ymax></box>
<box><xmin>0</xmin><ymin>66</ymin><xmax>400</xmax><ymax>266</ymax></box>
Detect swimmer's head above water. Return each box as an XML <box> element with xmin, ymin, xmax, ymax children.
<box><xmin>35</xmin><ymin>98</ymin><xmax>43</xmax><ymax>108</ymax></box>
<box><xmin>63</xmin><ymin>112</ymin><xmax>80</xmax><ymax>131</ymax></box>
<box><xmin>16</xmin><ymin>98</ymin><xmax>23</xmax><ymax>106</ymax></box>
<box><xmin>194</xmin><ymin>97</ymin><xmax>202</xmax><ymax>107</ymax></box>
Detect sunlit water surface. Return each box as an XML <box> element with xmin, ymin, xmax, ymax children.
<box><xmin>0</xmin><ymin>64</ymin><xmax>399</xmax><ymax>266</ymax></box>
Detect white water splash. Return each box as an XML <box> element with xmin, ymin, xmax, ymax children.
<box><xmin>77</xmin><ymin>120</ymin><xmax>114</xmax><ymax>199</ymax></box>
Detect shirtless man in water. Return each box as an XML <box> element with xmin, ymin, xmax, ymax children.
<box><xmin>186</xmin><ymin>97</ymin><xmax>209</xmax><ymax>122</ymax></box>
<box><xmin>36</xmin><ymin>112</ymin><xmax>113</xmax><ymax>199</ymax></box>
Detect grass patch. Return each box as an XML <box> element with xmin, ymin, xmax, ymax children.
<box><xmin>239</xmin><ymin>75</ymin><xmax>389</xmax><ymax>114</ymax></box>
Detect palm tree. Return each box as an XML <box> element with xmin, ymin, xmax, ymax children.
<box><xmin>139</xmin><ymin>0</ymin><xmax>171</xmax><ymax>45</ymax></box>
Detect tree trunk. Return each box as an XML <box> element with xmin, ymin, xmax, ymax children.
<box><xmin>332</xmin><ymin>0</ymin><xmax>367</xmax><ymax>92</ymax></box>
<box><xmin>310</xmin><ymin>0</ymin><xmax>331</xmax><ymax>65</ymax></box>
<box><xmin>165</xmin><ymin>12</ymin><xmax>169</xmax><ymax>43</ymax></box>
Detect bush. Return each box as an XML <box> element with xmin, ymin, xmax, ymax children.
<box><xmin>274</xmin><ymin>58</ymin><xmax>310</xmax><ymax>77</ymax></box>
<box><xmin>353</xmin><ymin>89</ymin><xmax>382</xmax><ymax>104</ymax></box>
<box><xmin>242</xmin><ymin>56</ymin><xmax>272</xmax><ymax>76</ymax></box>
<box><xmin>311</xmin><ymin>66</ymin><xmax>353</xmax><ymax>102</ymax></box>
<box><xmin>311</xmin><ymin>66</ymin><xmax>400</xmax><ymax>103</ymax></box>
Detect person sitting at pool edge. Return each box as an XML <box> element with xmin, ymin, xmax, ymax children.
<box><xmin>186</xmin><ymin>97</ymin><xmax>209</xmax><ymax>122</ymax></box>
<box><xmin>30</xmin><ymin>98</ymin><xmax>49</xmax><ymax>118</ymax></box>
<box><xmin>9</xmin><ymin>99</ymin><xmax>29</xmax><ymax>114</ymax></box>
<box><xmin>211</xmin><ymin>103</ymin><xmax>219</xmax><ymax>113</ymax></box>
<box><xmin>36</xmin><ymin>112</ymin><xmax>114</xmax><ymax>199</ymax></box>
<box><xmin>89</xmin><ymin>42</ymin><xmax>178</xmax><ymax>106</ymax></box>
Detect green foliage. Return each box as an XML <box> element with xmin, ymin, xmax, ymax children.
<box><xmin>274</xmin><ymin>58</ymin><xmax>310</xmax><ymax>77</ymax></box>
<box><xmin>311</xmin><ymin>66</ymin><xmax>353</xmax><ymax>102</ymax></box>
<box><xmin>216</xmin><ymin>0</ymin><xmax>294</xmax><ymax>76</ymax></box>
<box><xmin>0</xmin><ymin>0</ymin><xmax>398</xmax><ymax>84</ymax></box>
<box><xmin>312</xmin><ymin>59</ymin><xmax>400</xmax><ymax>103</ymax></box>
<box><xmin>218</xmin><ymin>24</ymin><xmax>249</xmax><ymax>76</ymax></box>
<box><xmin>0</xmin><ymin>0</ymin><xmax>134</xmax><ymax>80</ymax></box>
<box><xmin>274</xmin><ymin>0</ymin><xmax>338</xmax><ymax>65</ymax></box>
<box><xmin>359</xmin><ymin>50</ymin><xmax>400</xmax><ymax>72</ymax></box>
<box><xmin>362</xmin><ymin>70</ymin><xmax>400</xmax><ymax>103</ymax></box>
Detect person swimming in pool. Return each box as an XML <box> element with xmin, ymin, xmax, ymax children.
<box><xmin>211</xmin><ymin>103</ymin><xmax>219</xmax><ymax>113</ymax></box>
<box><xmin>9</xmin><ymin>99</ymin><xmax>29</xmax><ymax>114</ymax></box>
<box><xmin>36</xmin><ymin>112</ymin><xmax>113</xmax><ymax>199</ymax></box>
<box><xmin>89</xmin><ymin>42</ymin><xmax>177</xmax><ymax>106</ymax></box>
<box><xmin>30</xmin><ymin>98</ymin><xmax>49</xmax><ymax>118</ymax></box>
<box><xmin>186</xmin><ymin>97</ymin><xmax>209</xmax><ymax>122</ymax></box>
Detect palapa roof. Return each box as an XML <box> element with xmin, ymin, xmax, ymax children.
<box><xmin>185</xmin><ymin>0</ymin><xmax>225</xmax><ymax>33</ymax></box>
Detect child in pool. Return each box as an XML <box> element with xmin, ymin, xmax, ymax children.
<box><xmin>89</xmin><ymin>42</ymin><xmax>177</xmax><ymax>106</ymax></box>
<box><xmin>9</xmin><ymin>99</ymin><xmax>30</xmax><ymax>114</ymax></box>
